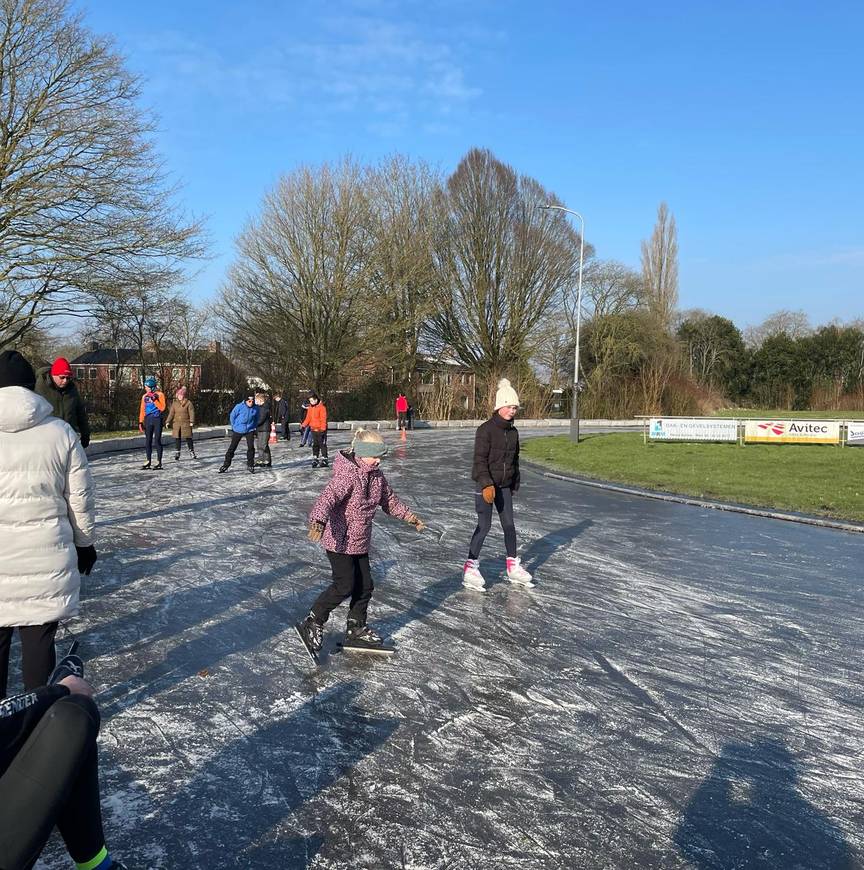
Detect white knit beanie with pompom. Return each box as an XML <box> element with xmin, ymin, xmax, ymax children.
<box><xmin>493</xmin><ymin>378</ymin><xmax>520</xmax><ymax>410</ymax></box>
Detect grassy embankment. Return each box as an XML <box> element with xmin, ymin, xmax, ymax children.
<box><xmin>522</xmin><ymin>433</ymin><xmax>864</xmax><ymax>523</ymax></box>
<box><xmin>90</xmin><ymin>429</ymin><xmax>140</xmax><ymax>441</ymax></box>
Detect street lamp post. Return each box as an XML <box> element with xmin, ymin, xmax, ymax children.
<box><xmin>538</xmin><ymin>204</ymin><xmax>585</xmax><ymax>443</ymax></box>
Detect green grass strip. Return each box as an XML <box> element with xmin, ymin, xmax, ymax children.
<box><xmin>522</xmin><ymin>433</ymin><xmax>864</xmax><ymax>523</ymax></box>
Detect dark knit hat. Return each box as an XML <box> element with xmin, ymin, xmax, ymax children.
<box><xmin>309</xmin><ymin>391</ymin><xmax>319</xmax><ymax>401</ymax></box>
<box><xmin>0</xmin><ymin>350</ymin><xmax>36</xmax><ymax>390</ymax></box>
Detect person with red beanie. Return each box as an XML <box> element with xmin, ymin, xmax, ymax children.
<box><xmin>35</xmin><ymin>358</ymin><xmax>90</xmax><ymax>448</ymax></box>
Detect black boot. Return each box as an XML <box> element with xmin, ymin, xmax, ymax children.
<box><xmin>174</xmin><ymin>452</ymin><xmax>180</xmax><ymax>461</ymax></box>
<box><xmin>141</xmin><ymin>461</ymin><xmax>151</xmax><ymax>470</ymax></box>
<box><xmin>218</xmin><ymin>465</ymin><xmax>228</xmax><ymax>473</ymax></box>
<box><xmin>153</xmin><ymin>462</ymin><xmax>163</xmax><ymax>470</ymax></box>
<box><xmin>248</xmin><ymin>464</ymin><xmax>255</xmax><ymax>474</ymax></box>
<box><xmin>311</xmin><ymin>458</ymin><xmax>319</xmax><ymax>468</ymax></box>
<box><xmin>346</xmin><ymin>618</ymin><xmax>382</xmax><ymax>647</ymax></box>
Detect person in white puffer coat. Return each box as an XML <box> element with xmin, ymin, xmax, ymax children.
<box><xmin>0</xmin><ymin>351</ymin><xmax>96</xmax><ymax>699</ymax></box>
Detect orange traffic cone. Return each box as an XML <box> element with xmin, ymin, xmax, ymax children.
<box><xmin>269</xmin><ymin>422</ymin><xmax>278</xmax><ymax>445</ymax></box>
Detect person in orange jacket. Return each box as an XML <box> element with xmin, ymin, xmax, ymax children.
<box><xmin>301</xmin><ymin>392</ymin><xmax>328</xmax><ymax>468</ymax></box>
<box><xmin>138</xmin><ymin>376</ymin><xmax>167</xmax><ymax>470</ymax></box>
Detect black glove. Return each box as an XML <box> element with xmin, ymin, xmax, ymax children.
<box><xmin>76</xmin><ymin>545</ymin><xmax>97</xmax><ymax>575</ymax></box>
<box><xmin>80</xmin><ymin>436</ymin><xmax>90</xmax><ymax>449</ymax></box>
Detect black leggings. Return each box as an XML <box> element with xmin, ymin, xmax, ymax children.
<box><xmin>468</xmin><ymin>486</ymin><xmax>517</xmax><ymax>559</ymax></box>
<box><xmin>223</xmin><ymin>431</ymin><xmax>255</xmax><ymax>468</ymax></box>
<box><xmin>144</xmin><ymin>416</ymin><xmax>163</xmax><ymax>463</ymax></box>
<box><xmin>0</xmin><ymin>623</ymin><xmax>58</xmax><ymax>699</ymax></box>
<box><xmin>312</xmin><ymin>552</ymin><xmax>374</xmax><ymax>625</ymax></box>
<box><xmin>311</xmin><ymin>430</ymin><xmax>328</xmax><ymax>458</ymax></box>
<box><xmin>0</xmin><ymin>694</ymin><xmax>105</xmax><ymax>870</ymax></box>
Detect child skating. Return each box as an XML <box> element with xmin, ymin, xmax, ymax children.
<box><xmin>462</xmin><ymin>378</ymin><xmax>534</xmax><ymax>591</ymax></box>
<box><xmin>295</xmin><ymin>428</ymin><xmax>425</xmax><ymax>662</ymax></box>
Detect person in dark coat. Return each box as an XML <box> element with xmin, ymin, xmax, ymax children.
<box><xmin>34</xmin><ymin>358</ymin><xmax>90</xmax><ymax>448</ymax></box>
<box><xmin>462</xmin><ymin>379</ymin><xmax>533</xmax><ymax>591</ymax></box>
<box><xmin>0</xmin><ymin>671</ymin><xmax>129</xmax><ymax>870</ymax></box>
<box><xmin>254</xmin><ymin>392</ymin><xmax>273</xmax><ymax>467</ymax></box>
<box><xmin>273</xmin><ymin>393</ymin><xmax>291</xmax><ymax>441</ymax></box>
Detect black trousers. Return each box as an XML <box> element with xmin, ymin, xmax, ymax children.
<box><xmin>311</xmin><ymin>552</ymin><xmax>374</xmax><ymax>625</ymax></box>
<box><xmin>397</xmin><ymin>412</ymin><xmax>407</xmax><ymax>430</ymax></box>
<box><xmin>468</xmin><ymin>486</ymin><xmax>517</xmax><ymax>559</ymax></box>
<box><xmin>281</xmin><ymin>421</ymin><xmax>291</xmax><ymax>441</ymax></box>
<box><xmin>0</xmin><ymin>694</ymin><xmax>105</xmax><ymax>870</ymax></box>
<box><xmin>311</xmin><ymin>430</ymin><xmax>328</xmax><ymax>458</ymax></box>
<box><xmin>223</xmin><ymin>431</ymin><xmax>255</xmax><ymax>468</ymax></box>
<box><xmin>174</xmin><ymin>436</ymin><xmax>194</xmax><ymax>453</ymax></box>
<box><xmin>144</xmin><ymin>416</ymin><xmax>163</xmax><ymax>463</ymax></box>
<box><xmin>0</xmin><ymin>623</ymin><xmax>58</xmax><ymax>699</ymax></box>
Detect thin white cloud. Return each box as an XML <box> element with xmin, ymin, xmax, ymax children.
<box><xmin>134</xmin><ymin>10</ymin><xmax>489</xmax><ymax>135</ymax></box>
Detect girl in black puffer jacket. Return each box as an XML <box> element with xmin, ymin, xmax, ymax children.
<box><xmin>463</xmin><ymin>379</ymin><xmax>534</xmax><ymax>591</ymax></box>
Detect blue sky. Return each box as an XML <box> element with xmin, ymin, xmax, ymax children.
<box><xmin>81</xmin><ymin>0</ymin><xmax>863</xmax><ymax>330</ymax></box>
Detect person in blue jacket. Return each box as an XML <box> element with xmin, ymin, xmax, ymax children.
<box><xmin>218</xmin><ymin>392</ymin><xmax>258</xmax><ymax>474</ymax></box>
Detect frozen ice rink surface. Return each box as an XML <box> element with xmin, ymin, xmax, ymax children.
<box><xmin>32</xmin><ymin>428</ymin><xmax>863</xmax><ymax>869</ymax></box>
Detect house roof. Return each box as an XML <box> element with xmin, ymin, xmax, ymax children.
<box><xmin>70</xmin><ymin>348</ymin><xmax>212</xmax><ymax>366</ymax></box>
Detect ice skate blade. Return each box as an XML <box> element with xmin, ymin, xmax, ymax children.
<box><xmin>508</xmin><ymin>579</ymin><xmax>536</xmax><ymax>589</ymax></box>
<box><xmin>294</xmin><ymin>624</ymin><xmax>320</xmax><ymax>665</ymax></box>
<box><xmin>462</xmin><ymin>581</ymin><xmax>486</xmax><ymax>593</ymax></box>
<box><xmin>337</xmin><ymin>640</ymin><xmax>395</xmax><ymax>655</ymax></box>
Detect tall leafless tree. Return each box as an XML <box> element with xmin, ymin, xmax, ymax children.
<box><xmin>218</xmin><ymin>160</ymin><xmax>372</xmax><ymax>393</ymax></box>
<box><xmin>427</xmin><ymin>148</ymin><xmax>582</xmax><ymax>387</ymax></box>
<box><xmin>641</xmin><ymin>202</ymin><xmax>679</xmax><ymax>331</ymax></box>
<box><xmin>364</xmin><ymin>155</ymin><xmax>443</xmax><ymax>380</ymax></box>
<box><xmin>0</xmin><ymin>0</ymin><xmax>205</xmax><ymax>349</ymax></box>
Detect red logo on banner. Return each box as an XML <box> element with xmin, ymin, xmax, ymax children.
<box><xmin>757</xmin><ymin>422</ymin><xmax>786</xmax><ymax>436</ymax></box>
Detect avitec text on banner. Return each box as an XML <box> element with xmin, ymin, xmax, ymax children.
<box><xmin>744</xmin><ymin>420</ymin><xmax>841</xmax><ymax>445</ymax></box>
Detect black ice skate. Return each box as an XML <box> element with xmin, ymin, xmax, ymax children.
<box><xmin>174</xmin><ymin>452</ymin><xmax>180</xmax><ymax>461</ymax></box>
<box><xmin>152</xmin><ymin>462</ymin><xmax>163</xmax><ymax>470</ymax></box>
<box><xmin>190</xmin><ymin>449</ymin><xmax>197</xmax><ymax>459</ymax></box>
<box><xmin>295</xmin><ymin>612</ymin><xmax>323</xmax><ymax>664</ymax></box>
<box><xmin>311</xmin><ymin>458</ymin><xmax>319</xmax><ymax>468</ymax></box>
<box><xmin>247</xmin><ymin>464</ymin><xmax>255</xmax><ymax>474</ymax></box>
<box><xmin>141</xmin><ymin>462</ymin><xmax>151</xmax><ymax>470</ymax></box>
<box><xmin>340</xmin><ymin>620</ymin><xmax>395</xmax><ymax>656</ymax></box>
<box><xmin>218</xmin><ymin>465</ymin><xmax>228</xmax><ymax>473</ymax></box>
<box><xmin>320</xmin><ymin>458</ymin><xmax>329</xmax><ymax>467</ymax></box>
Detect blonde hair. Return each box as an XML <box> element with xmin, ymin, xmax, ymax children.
<box><xmin>350</xmin><ymin>427</ymin><xmax>384</xmax><ymax>453</ymax></box>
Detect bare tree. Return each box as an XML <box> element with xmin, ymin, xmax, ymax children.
<box><xmin>743</xmin><ymin>309</ymin><xmax>812</xmax><ymax>348</ymax></box>
<box><xmin>427</xmin><ymin>148</ymin><xmax>582</xmax><ymax>387</ymax></box>
<box><xmin>580</xmin><ymin>259</ymin><xmax>644</xmax><ymax>322</ymax></box>
<box><xmin>166</xmin><ymin>301</ymin><xmax>214</xmax><ymax>386</ymax></box>
<box><xmin>364</xmin><ymin>155</ymin><xmax>442</xmax><ymax>379</ymax></box>
<box><xmin>219</xmin><ymin>160</ymin><xmax>372</xmax><ymax>393</ymax></box>
<box><xmin>0</xmin><ymin>0</ymin><xmax>205</xmax><ymax>349</ymax></box>
<box><xmin>641</xmin><ymin>202</ymin><xmax>679</xmax><ymax>331</ymax></box>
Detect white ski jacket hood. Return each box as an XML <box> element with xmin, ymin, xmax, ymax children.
<box><xmin>0</xmin><ymin>386</ymin><xmax>95</xmax><ymax>627</ymax></box>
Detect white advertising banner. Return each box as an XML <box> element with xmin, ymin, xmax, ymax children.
<box><xmin>846</xmin><ymin>422</ymin><xmax>864</xmax><ymax>446</ymax></box>
<box><xmin>648</xmin><ymin>418</ymin><xmax>738</xmax><ymax>442</ymax></box>
<box><xmin>744</xmin><ymin>420</ymin><xmax>841</xmax><ymax>445</ymax></box>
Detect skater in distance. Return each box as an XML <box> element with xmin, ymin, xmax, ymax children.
<box><xmin>462</xmin><ymin>378</ymin><xmax>534</xmax><ymax>591</ymax></box>
<box><xmin>138</xmin><ymin>376</ymin><xmax>166</xmax><ymax>470</ymax></box>
<box><xmin>219</xmin><ymin>392</ymin><xmax>259</xmax><ymax>474</ymax></box>
<box><xmin>164</xmin><ymin>386</ymin><xmax>197</xmax><ymax>461</ymax></box>
<box><xmin>301</xmin><ymin>392</ymin><xmax>328</xmax><ymax>468</ymax></box>
<box><xmin>296</xmin><ymin>428</ymin><xmax>425</xmax><ymax>662</ymax></box>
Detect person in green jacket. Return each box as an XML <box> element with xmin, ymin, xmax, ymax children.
<box><xmin>34</xmin><ymin>358</ymin><xmax>90</xmax><ymax>448</ymax></box>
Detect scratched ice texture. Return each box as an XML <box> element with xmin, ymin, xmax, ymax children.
<box><xmin>20</xmin><ymin>428</ymin><xmax>862</xmax><ymax>869</ymax></box>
